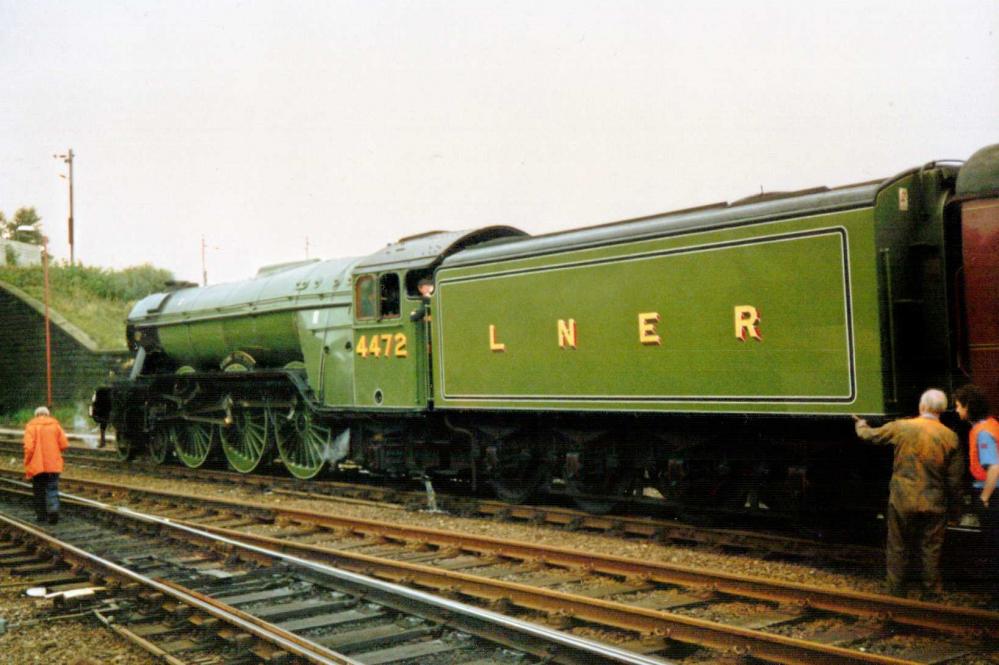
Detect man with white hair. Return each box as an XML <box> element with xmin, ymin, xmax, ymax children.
<box><xmin>23</xmin><ymin>406</ymin><xmax>69</xmax><ymax>524</ymax></box>
<box><xmin>854</xmin><ymin>389</ymin><xmax>963</xmax><ymax>597</ymax></box>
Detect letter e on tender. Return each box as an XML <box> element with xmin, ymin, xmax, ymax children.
<box><xmin>638</xmin><ymin>312</ymin><xmax>661</xmax><ymax>345</ymax></box>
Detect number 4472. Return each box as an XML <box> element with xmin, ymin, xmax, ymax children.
<box><xmin>356</xmin><ymin>333</ymin><xmax>408</xmax><ymax>358</ymax></box>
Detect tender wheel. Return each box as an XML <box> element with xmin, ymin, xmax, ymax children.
<box><xmin>221</xmin><ymin>408</ymin><xmax>273</xmax><ymax>473</ymax></box>
<box><xmin>565</xmin><ymin>474</ymin><xmax>635</xmax><ymax>514</ymax></box>
<box><xmin>147</xmin><ymin>426</ymin><xmax>174</xmax><ymax>465</ymax></box>
<box><xmin>562</xmin><ymin>442</ymin><xmax>637</xmax><ymax>514</ymax></box>
<box><xmin>175</xmin><ymin>422</ymin><xmax>218</xmax><ymax>469</ymax></box>
<box><xmin>486</xmin><ymin>440</ymin><xmax>547</xmax><ymax>504</ymax></box>
<box><xmin>276</xmin><ymin>409</ymin><xmax>331</xmax><ymax>480</ymax></box>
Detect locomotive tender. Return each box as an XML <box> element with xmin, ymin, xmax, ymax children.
<box><xmin>92</xmin><ymin>145</ymin><xmax>999</xmax><ymax>516</ymax></box>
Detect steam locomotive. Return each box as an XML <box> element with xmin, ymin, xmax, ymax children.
<box><xmin>92</xmin><ymin>144</ymin><xmax>999</xmax><ymax>517</ymax></box>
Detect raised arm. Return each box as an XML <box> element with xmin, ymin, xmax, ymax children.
<box><xmin>853</xmin><ymin>417</ymin><xmax>897</xmax><ymax>445</ymax></box>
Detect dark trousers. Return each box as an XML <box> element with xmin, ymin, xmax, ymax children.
<box><xmin>886</xmin><ymin>504</ymin><xmax>947</xmax><ymax>593</ymax></box>
<box><xmin>32</xmin><ymin>473</ymin><xmax>60</xmax><ymax>519</ymax></box>
<box><xmin>979</xmin><ymin>500</ymin><xmax>999</xmax><ymax>595</ymax></box>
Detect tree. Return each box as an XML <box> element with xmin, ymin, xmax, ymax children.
<box><xmin>0</xmin><ymin>211</ymin><xmax>9</xmax><ymax>240</ymax></box>
<box><xmin>11</xmin><ymin>207</ymin><xmax>42</xmax><ymax>244</ymax></box>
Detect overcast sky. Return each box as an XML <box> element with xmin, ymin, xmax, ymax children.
<box><xmin>1</xmin><ymin>1</ymin><xmax>997</xmax><ymax>285</ymax></box>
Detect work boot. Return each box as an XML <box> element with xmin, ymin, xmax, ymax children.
<box><xmin>47</xmin><ymin>513</ymin><xmax>58</xmax><ymax>525</ymax></box>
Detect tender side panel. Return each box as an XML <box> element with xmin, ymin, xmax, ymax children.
<box><xmin>962</xmin><ymin>199</ymin><xmax>999</xmax><ymax>408</ymax></box>
<box><xmin>434</xmin><ymin>208</ymin><xmax>884</xmax><ymax>414</ymax></box>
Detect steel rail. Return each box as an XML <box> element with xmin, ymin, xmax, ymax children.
<box><xmin>0</xmin><ymin>482</ymin><xmax>674</xmax><ymax>665</ymax></box>
<box><xmin>56</xmin><ymin>491</ymin><xmax>910</xmax><ymax>665</ymax></box>
<box><xmin>21</xmin><ymin>472</ymin><xmax>996</xmax><ymax>639</ymax></box>
<box><xmin>5</xmin><ymin>479</ymin><xmax>987</xmax><ymax>665</ymax></box>
<box><xmin>166</xmin><ymin>518</ymin><xmax>948</xmax><ymax>665</ymax></box>
<box><xmin>0</xmin><ymin>445</ymin><xmax>885</xmax><ymax>569</ymax></box>
<box><xmin>0</xmin><ymin>510</ymin><xmax>362</xmax><ymax>665</ymax></box>
<box><xmin>91</xmin><ymin>494</ymin><xmax>931</xmax><ymax>663</ymax></box>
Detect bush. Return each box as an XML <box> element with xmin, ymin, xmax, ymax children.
<box><xmin>0</xmin><ymin>404</ymin><xmax>79</xmax><ymax>429</ymax></box>
<box><xmin>0</xmin><ymin>262</ymin><xmax>174</xmax><ymax>349</ymax></box>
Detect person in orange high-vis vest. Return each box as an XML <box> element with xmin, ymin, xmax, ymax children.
<box><xmin>955</xmin><ymin>384</ymin><xmax>999</xmax><ymax>593</ymax></box>
<box><xmin>23</xmin><ymin>406</ymin><xmax>69</xmax><ymax>524</ymax></box>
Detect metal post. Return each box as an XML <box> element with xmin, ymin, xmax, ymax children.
<box><xmin>67</xmin><ymin>148</ymin><xmax>74</xmax><ymax>266</ymax></box>
<box><xmin>42</xmin><ymin>238</ymin><xmax>53</xmax><ymax>407</ymax></box>
<box><xmin>54</xmin><ymin>149</ymin><xmax>75</xmax><ymax>266</ymax></box>
<box><xmin>201</xmin><ymin>235</ymin><xmax>207</xmax><ymax>286</ymax></box>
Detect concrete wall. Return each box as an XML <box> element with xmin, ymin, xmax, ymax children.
<box><xmin>0</xmin><ymin>281</ymin><xmax>127</xmax><ymax>414</ymax></box>
<box><xmin>0</xmin><ymin>240</ymin><xmax>43</xmax><ymax>267</ymax></box>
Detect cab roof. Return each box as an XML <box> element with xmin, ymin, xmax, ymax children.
<box><xmin>353</xmin><ymin>226</ymin><xmax>526</xmax><ymax>273</ymax></box>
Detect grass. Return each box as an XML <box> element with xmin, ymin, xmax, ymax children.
<box><xmin>0</xmin><ymin>262</ymin><xmax>173</xmax><ymax>350</ymax></box>
<box><xmin>0</xmin><ymin>405</ymin><xmax>82</xmax><ymax>429</ymax></box>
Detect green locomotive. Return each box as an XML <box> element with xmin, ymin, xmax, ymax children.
<box><xmin>92</xmin><ymin>145</ymin><xmax>999</xmax><ymax>515</ymax></box>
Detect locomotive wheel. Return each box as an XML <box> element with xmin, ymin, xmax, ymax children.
<box><xmin>276</xmin><ymin>410</ymin><xmax>330</xmax><ymax>480</ymax></box>
<box><xmin>221</xmin><ymin>408</ymin><xmax>273</xmax><ymax>473</ymax></box>
<box><xmin>148</xmin><ymin>426</ymin><xmax>174</xmax><ymax>465</ymax></box>
<box><xmin>113</xmin><ymin>428</ymin><xmax>140</xmax><ymax>462</ymax></box>
<box><xmin>175</xmin><ymin>422</ymin><xmax>218</xmax><ymax>468</ymax></box>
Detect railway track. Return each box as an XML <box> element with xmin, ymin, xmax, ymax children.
<box><xmin>0</xmin><ymin>483</ymin><xmax>666</xmax><ymax>665</ymax></box>
<box><xmin>0</xmin><ymin>434</ymin><xmax>886</xmax><ymax>570</ymax></box>
<box><xmin>2</xmin><ymin>473</ymin><xmax>995</xmax><ymax>664</ymax></box>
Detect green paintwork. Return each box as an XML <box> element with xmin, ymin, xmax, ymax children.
<box><xmin>433</xmin><ymin>208</ymin><xmax>885</xmax><ymax>414</ymax></box>
<box><xmin>131</xmin><ymin>257</ymin><xmax>359</xmax><ymax>404</ymax></box>
<box><xmin>276</xmin><ymin>410</ymin><xmax>334</xmax><ymax>479</ymax></box>
<box><xmin>174</xmin><ymin>422</ymin><xmax>217</xmax><ymax>468</ymax></box>
<box><xmin>351</xmin><ymin>290</ymin><xmax>428</xmax><ymax>410</ymax></box>
<box><xmin>873</xmin><ymin>165</ymin><xmax>960</xmax><ymax>411</ymax></box>
<box><xmin>296</xmin><ymin>306</ymin><xmax>355</xmax><ymax>407</ymax></box>
<box><xmin>221</xmin><ymin>409</ymin><xmax>273</xmax><ymax>473</ymax></box>
<box><xmin>128</xmin><ymin>230</ymin><xmax>519</xmax><ymax>412</ymax></box>
<box><xmin>157</xmin><ymin>311</ymin><xmax>300</xmax><ymax>368</ymax></box>
<box><xmin>343</xmin><ymin>227</ymin><xmax>523</xmax><ymax>411</ymax></box>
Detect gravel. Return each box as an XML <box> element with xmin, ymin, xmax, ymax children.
<box><xmin>2</xmin><ymin>457</ymin><xmax>994</xmax><ymax>610</ymax></box>
<box><xmin>0</xmin><ymin>570</ymin><xmax>156</xmax><ymax>665</ymax></box>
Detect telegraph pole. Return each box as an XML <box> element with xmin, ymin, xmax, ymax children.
<box><xmin>54</xmin><ymin>149</ymin><xmax>75</xmax><ymax>266</ymax></box>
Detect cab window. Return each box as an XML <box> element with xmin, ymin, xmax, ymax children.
<box><xmin>355</xmin><ymin>273</ymin><xmax>400</xmax><ymax>320</ymax></box>
<box><xmin>379</xmin><ymin>273</ymin><xmax>400</xmax><ymax>318</ymax></box>
<box><xmin>355</xmin><ymin>275</ymin><xmax>378</xmax><ymax>319</ymax></box>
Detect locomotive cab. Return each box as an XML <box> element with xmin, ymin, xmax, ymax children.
<box><xmin>347</xmin><ymin>227</ymin><xmax>527</xmax><ymax>414</ymax></box>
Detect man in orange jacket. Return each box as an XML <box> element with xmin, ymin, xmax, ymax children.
<box><xmin>23</xmin><ymin>406</ymin><xmax>69</xmax><ymax>524</ymax></box>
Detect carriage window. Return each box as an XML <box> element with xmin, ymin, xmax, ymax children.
<box><xmin>355</xmin><ymin>275</ymin><xmax>378</xmax><ymax>319</ymax></box>
<box><xmin>379</xmin><ymin>273</ymin><xmax>400</xmax><ymax>318</ymax></box>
